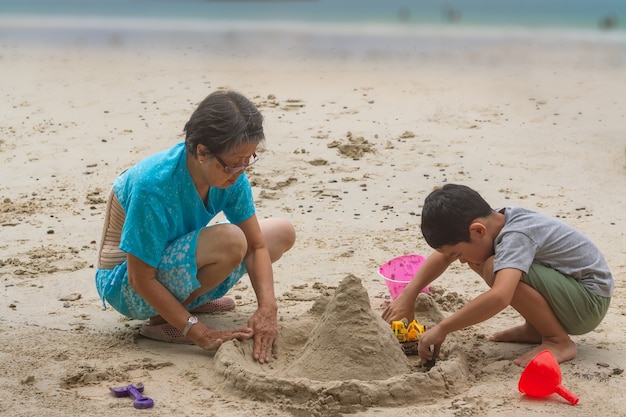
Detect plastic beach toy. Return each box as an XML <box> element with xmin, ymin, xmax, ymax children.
<box><xmin>378</xmin><ymin>254</ymin><xmax>428</xmax><ymax>299</ymax></box>
<box><xmin>110</xmin><ymin>382</ymin><xmax>155</xmax><ymax>409</ymax></box>
<box><xmin>518</xmin><ymin>350</ymin><xmax>579</xmax><ymax>405</ymax></box>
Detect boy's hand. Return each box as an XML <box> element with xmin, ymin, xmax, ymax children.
<box><xmin>382</xmin><ymin>294</ymin><xmax>415</xmax><ymax>323</ymax></box>
<box><xmin>418</xmin><ymin>325</ymin><xmax>446</xmax><ymax>365</ymax></box>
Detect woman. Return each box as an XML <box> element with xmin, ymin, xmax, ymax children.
<box><xmin>95</xmin><ymin>90</ymin><xmax>296</xmax><ymax>363</ymax></box>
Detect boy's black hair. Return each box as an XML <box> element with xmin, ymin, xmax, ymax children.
<box><xmin>420</xmin><ymin>184</ymin><xmax>493</xmax><ymax>249</ymax></box>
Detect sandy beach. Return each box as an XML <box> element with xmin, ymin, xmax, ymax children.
<box><xmin>1</xmin><ymin>24</ymin><xmax>625</xmax><ymax>416</ymax></box>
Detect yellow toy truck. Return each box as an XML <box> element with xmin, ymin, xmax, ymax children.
<box><xmin>391</xmin><ymin>318</ymin><xmax>425</xmax><ymax>356</ymax></box>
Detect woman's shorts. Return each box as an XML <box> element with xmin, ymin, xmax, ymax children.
<box><xmin>95</xmin><ymin>227</ymin><xmax>247</xmax><ymax>320</ymax></box>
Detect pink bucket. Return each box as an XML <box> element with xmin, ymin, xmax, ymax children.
<box><xmin>378</xmin><ymin>254</ymin><xmax>428</xmax><ymax>299</ymax></box>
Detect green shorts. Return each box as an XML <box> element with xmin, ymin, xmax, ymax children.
<box><xmin>523</xmin><ymin>263</ymin><xmax>610</xmax><ymax>335</ymax></box>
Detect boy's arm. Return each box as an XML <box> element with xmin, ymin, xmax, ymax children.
<box><xmin>382</xmin><ymin>251</ymin><xmax>455</xmax><ymax>323</ymax></box>
<box><xmin>418</xmin><ymin>267</ymin><xmax>523</xmax><ymax>363</ymax></box>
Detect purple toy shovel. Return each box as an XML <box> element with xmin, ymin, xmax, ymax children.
<box><xmin>109</xmin><ymin>382</ymin><xmax>154</xmax><ymax>409</ymax></box>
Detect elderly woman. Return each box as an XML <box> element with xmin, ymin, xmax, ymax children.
<box><xmin>95</xmin><ymin>90</ymin><xmax>295</xmax><ymax>363</ymax></box>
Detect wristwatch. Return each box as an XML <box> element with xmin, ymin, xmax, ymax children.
<box><xmin>182</xmin><ymin>315</ymin><xmax>198</xmax><ymax>337</ymax></box>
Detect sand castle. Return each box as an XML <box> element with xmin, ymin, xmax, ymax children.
<box><xmin>214</xmin><ymin>274</ymin><xmax>471</xmax><ymax>413</ymax></box>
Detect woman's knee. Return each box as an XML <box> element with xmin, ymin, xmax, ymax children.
<box><xmin>261</xmin><ymin>218</ymin><xmax>296</xmax><ymax>262</ymax></box>
<box><xmin>276</xmin><ymin>218</ymin><xmax>296</xmax><ymax>252</ymax></box>
<box><xmin>197</xmin><ymin>223</ymin><xmax>247</xmax><ymax>264</ymax></box>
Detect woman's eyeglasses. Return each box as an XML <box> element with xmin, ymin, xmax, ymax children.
<box><xmin>214</xmin><ymin>153</ymin><xmax>259</xmax><ymax>175</ymax></box>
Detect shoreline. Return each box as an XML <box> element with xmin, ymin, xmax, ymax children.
<box><xmin>1</xmin><ymin>14</ymin><xmax>625</xmax><ymax>41</ymax></box>
<box><xmin>2</xmin><ymin>15</ymin><xmax>625</xmax><ymax>67</ymax></box>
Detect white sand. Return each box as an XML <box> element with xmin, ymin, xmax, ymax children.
<box><xmin>1</xmin><ymin>27</ymin><xmax>625</xmax><ymax>416</ymax></box>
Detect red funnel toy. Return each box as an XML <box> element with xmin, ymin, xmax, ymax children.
<box><xmin>518</xmin><ymin>350</ymin><xmax>579</xmax><ymax>405</ymax></box>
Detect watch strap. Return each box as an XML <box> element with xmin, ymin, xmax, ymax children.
<box><xmin>182</xmin><ymin>315</ymin><xmax>198</xmax><ymax>337</ymax></box>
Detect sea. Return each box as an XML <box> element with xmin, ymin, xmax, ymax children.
<box><xmin>0</xmin><ymin>0</ymin><xmax>624</xmax><ymax>57</ymax></box>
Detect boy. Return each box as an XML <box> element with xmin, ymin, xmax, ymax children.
<box><xmin>382</xmin><ymin>184</ymin><xmax>613</xmax><ymax>367</ymax></box>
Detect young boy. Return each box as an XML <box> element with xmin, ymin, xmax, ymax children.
<box><xmin>382</xmin><ymin>184</ymin><xmax>613</xmax><ymax>367</ymax></box>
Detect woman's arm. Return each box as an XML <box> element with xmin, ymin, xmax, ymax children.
<box><xmin>127</xmin><ymin>253</ymin><xmax>252</xmax><ymax>349</ymax></box>
<box><xmin>237</xmin><ymin>214</ymin><xmax>279</xmax><ymax>363</ymax></box>
<box><xmin>127</xmin><ymin>253</ymin><xmax>192</xmax><ymax>328</ymax></box>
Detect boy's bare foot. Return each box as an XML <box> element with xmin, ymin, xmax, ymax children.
<box><xmin>514</xmin><ymin>339</ymin><xmax>577</xmax><ymax>367</ymax></box>
<box><xmin>489</xmin><ymin>322</ymin><xmax>542</xmax><ymax>344</ymax></box>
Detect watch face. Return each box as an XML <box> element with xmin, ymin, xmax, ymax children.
<box><xmin>182</xmin><ymin>315</ymin><xmax>199</xmax><ymax>337</ymax></box>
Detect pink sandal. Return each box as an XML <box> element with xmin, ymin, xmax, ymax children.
<box><xmin>138</xmin><ymin>298</ymin><xmax>234</xmax><ymax>344</ymax></box>
<box><xmin>139</xmin><ymin>323</ymin><xmax>194</xmax><ymax>345</ymax></box>
<box><xmin>190</xmin><ymin>296</ymin><xmax>235</xmax><ymax>314</ymax></box>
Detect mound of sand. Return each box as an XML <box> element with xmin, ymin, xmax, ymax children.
<box><xmin>214</xmin><ymin>274</ymin><xmax>471</xmax><ymax>414</ymax></box>
<box><xmin>284</xmin><ymin>274</ymin><xmax>409</xmax><ymax>381</ymax></box>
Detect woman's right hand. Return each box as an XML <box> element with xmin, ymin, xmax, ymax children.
<box><xmin>192</xmin><ymin>325</ymin><xmax>253</xmax><ymax>351</ymax></box>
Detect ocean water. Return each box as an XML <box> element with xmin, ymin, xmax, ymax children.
<box><xmin>0</xmin><ymin>0</ymin><xmax>624</xmax><ymax>55</ymax></box>
<box><xmin>1</xmin><ymin>0</ymin><xmax>624</xmax><ymax>28</ymax></box>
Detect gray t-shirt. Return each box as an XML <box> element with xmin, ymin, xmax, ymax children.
<box><xmin>493</xmin><ymin>206</ymin><xmax>614</xmax><ymax>298</ymax></box>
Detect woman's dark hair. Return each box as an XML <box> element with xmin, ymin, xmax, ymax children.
<box><xmin>184</xmin><ymin>90</ymin><xmax>264</xmax><ymax>157</ymax></box>
<box><xmin>420</xmin><ymin>184</ymin><xmax>493</xmax><ymax>249</ymax></box>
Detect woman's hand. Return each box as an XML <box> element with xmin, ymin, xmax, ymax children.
<box><xmin>191</xmin><ymin>325</ymin><xmax>253</xmax><ymax>351</ymax></box>
<box><xmin>248</xmin><ymin>304</ymin><xmax>279</xmax><ymax>363</ymax></box>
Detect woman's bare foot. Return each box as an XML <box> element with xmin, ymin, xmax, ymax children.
<box><xmin>490</xmin><ymin>322</ymin><xmax>542</xmax><ymax>344</ymax></box>
<box><xmin>514</xmin><ymin>338</ymin><xmax>577</xmax><ymax>367</ymax></box>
